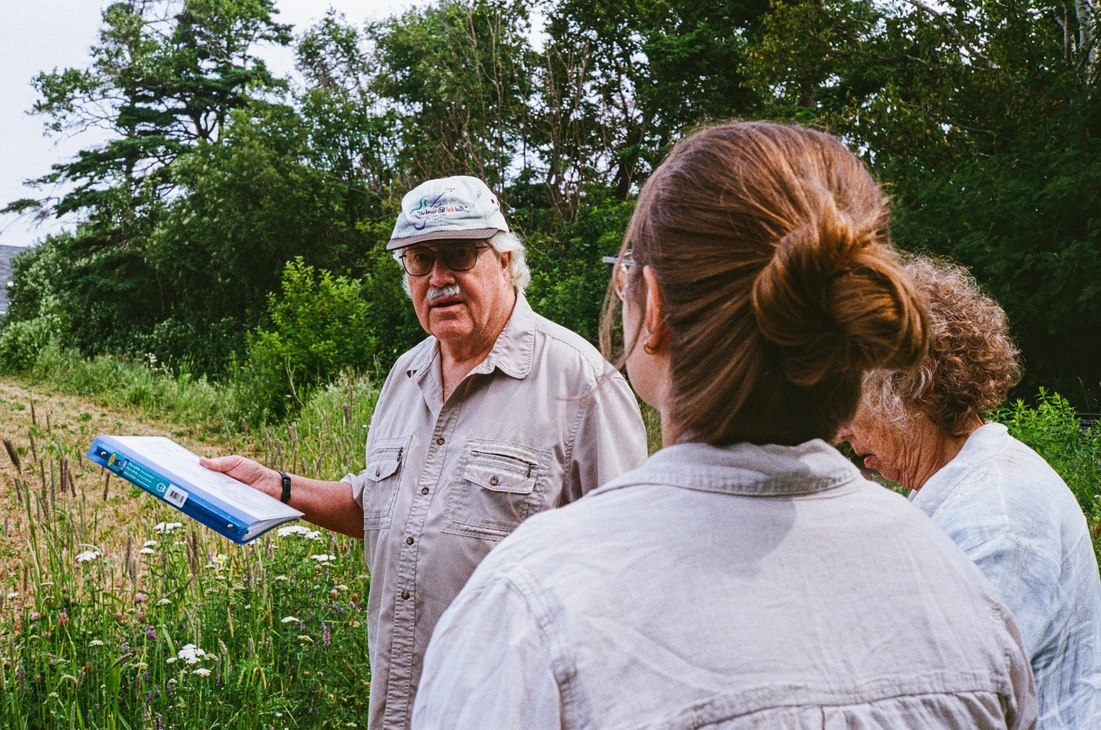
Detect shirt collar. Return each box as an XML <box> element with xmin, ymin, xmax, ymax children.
<box><xmin>908</xmin><ymin>422</ymin><xmax>1008</xmax><ymax>516</ymax></box>
<box><xmin>403</xmin><ymin>288</ymin><xmax>536</xmax><ymax>386</ymax></box>
<box><xmin>595</xmin><ymin>439</ymin><xmax>862</xmax><ymax>498</ymax></box>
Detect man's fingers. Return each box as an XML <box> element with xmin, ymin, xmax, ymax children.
<box><xmin>200</xmin><ymin>455</ymin><xmax>240</xmax><ymax>473</ymax></box>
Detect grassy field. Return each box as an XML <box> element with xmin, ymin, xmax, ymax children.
<box><xmin>0</xmin><ymin>374</ymin><xmax>379</xmax><ymax>729</ymax></box>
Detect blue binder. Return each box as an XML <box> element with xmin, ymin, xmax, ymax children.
<box><xmin>86</xmin><ymin>435</ymin><xmax>301</xmax><ymax>544</ymax></box>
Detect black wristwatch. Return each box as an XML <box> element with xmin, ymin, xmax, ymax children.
<box><xmin>278</xmin><ymin>471</ymin><xmax>292</xmax><ymax>504</ymax></box>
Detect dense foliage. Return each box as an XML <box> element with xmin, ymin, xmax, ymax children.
<box><xmin>3</xmin><ymin>0</ymin><xmax>1100</xmax><ymax>411</ymax></box>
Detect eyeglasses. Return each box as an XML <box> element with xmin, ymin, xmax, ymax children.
<box><xmin>399</xmin><ymin>242</ymin><xmax>491</xmax><ymax>276</ymax></box>
<box><xmin>602</xmin><ymin>252</ymin><xmax>634</xmax><ymax>301</ymax></box>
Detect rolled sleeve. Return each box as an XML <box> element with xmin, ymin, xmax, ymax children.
<box><xmin>412</xmin><ymin>573</ymin><xmax>561</xmax><ymax>730</ymax></box>
<box><xmin>564</xmin><ymin>367</ymin><xmax>648</xmax><ymax>504</ymax></box>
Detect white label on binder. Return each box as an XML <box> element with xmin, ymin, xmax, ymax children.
<box><xmin>164</xmin><ymin>484</ymin><xmax>188</xmax><ymax>508</ymax></box>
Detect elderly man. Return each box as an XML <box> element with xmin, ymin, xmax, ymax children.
<box><xmin>202</xmin><ymin>175</ymin><xmax>648</xmax><ymax>729</ymax></box>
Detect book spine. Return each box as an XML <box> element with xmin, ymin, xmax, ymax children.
<box><xmin>87</xmin><ymin>441</ymin><xmax>249</xmax><ymax>544</ymax></box>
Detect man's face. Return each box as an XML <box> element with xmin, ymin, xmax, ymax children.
<box><xmin>403</xmin><ymin>240</ymin><xmax>515</xmax><ymax>347</ymax></box>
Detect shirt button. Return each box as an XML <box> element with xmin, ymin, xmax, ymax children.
<box><xmin>400</xmin><ymin>590</ymin><xmax>410</xmax><ymax>600</ymax></box>
<box><xmin>489</xmin><ymin>476</ymin><xmax>499</xmax><ymax>486</ymax></box>
<box><xmin>405</xmin><ymin>536</ymin><xmax>414</xmax><ymax>545</ymax></box>
<box><xmin>436</xmin><ymin>437</ymin><xmax>445</xmax><ymax>445</ymax></box>
<box><xmin>375</xmin><ymin>467</ymin><xmax>381</xmax><ymax>477</ymax></box>
<box><xmin>421</xmin><ymin>487</ymin><xmax>429</xmax><ymax>495</ymax></box>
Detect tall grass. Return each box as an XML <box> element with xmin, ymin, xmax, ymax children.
<box><xmin>0</xmin><ymin>373</ymin><xmax>380</xmax><ymax>728</ymax></box>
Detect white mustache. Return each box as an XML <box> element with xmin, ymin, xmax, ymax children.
<box><xmin>427</xmin><ymin>284</ymin><xmax>461</xmax><ymax>302</ymax></box>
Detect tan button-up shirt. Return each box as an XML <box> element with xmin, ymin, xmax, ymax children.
<box><xmin>345</xmin><ymin>292</ymin><xmax>648</xmax><ymax>730</ymax></box>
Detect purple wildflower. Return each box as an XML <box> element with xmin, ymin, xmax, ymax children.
<box><xmin>146</xmin><ymin>625</ymin><xmax>157</xmax><ymax>640</ymax></box>
<box><xmin>321</xmin><ymin>621</ymin><xmax>331</xmax><ymax>646</ymax></box>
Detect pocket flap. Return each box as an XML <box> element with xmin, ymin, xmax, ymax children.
<box><xmin>366</xmin><ymin>456</ymin><xmax>401</xmax><ymax>482</ymax></box>
<box><xmin>463</xmin><ymin>457</ymin><xmax>535</xmax><ymax>494</ymax></box>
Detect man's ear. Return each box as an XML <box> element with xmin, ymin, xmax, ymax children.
<box><xmin>642</xmin><ymin>265</ymin><xmax>670</xmax><ymax>351</ymax></box>
<box><xmin>498</xmin><ymin>250</ymin><xmax>512</xmax><ymax>281</ymax></box>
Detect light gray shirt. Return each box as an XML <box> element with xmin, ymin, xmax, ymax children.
<box><xmin>345</xmin><ymin>291</ymin><xmax>648</xmax><ymax>730</ymax></box>
<box><xmin>910</xmin><ymin>422</ymin><xmax>1101</xmax><ymax>728</ymax></box>
<box><xmin>413</xmin><ymin>440</ymin><xmax>1037</xmax><ymax>729</ymax></box>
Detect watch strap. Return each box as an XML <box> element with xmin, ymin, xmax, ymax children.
<box><xmin>278</xmin><ymin>471</ymin><xmax>292</xmax><ymax>504</ymax></box>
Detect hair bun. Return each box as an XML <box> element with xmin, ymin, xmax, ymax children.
<box><xmin>751</xmin><ymin>205</ymin><xmax>928</xmax><ymax>387</ymax></box>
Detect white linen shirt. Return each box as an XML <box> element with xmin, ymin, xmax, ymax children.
<box><xmin>910</xmin><ymin>422</ymin><xmax>1101</xmax><ymax>728</ymax></box>
<box><xmin>345</xmin><ymin>291</ymin><xmax>648</xmax><ymax>730</ymax></box>
<box><xmin>413</xmin><ymin>440</ymin><xmax>1037</xmax><ymax>730</ymax></box>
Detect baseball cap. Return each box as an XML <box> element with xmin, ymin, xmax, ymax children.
<box><xmin>387</xmin><ymin>176</ymin><xmax>509</xmax><ymax>251</ymax></box>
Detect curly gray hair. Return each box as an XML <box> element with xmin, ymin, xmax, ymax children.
<box><xmin>862</xmin><ymin>255</ymin><xmax>1021</xmax><ymax>436</ymax></box>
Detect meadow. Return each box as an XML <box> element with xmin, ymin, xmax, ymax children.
<box><xmin>0</xmin><ymin>368</ymin><xmax>379</xmax><ymax>729</ymax></box>
<box><xmin>0</xmin><ymin>353</ymin><xmax>1097</xmax><ymax>728</ymax></box>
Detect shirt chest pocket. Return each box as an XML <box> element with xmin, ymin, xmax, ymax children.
<box><xmin>361</xmin><ymin>436</ymin><xmax>410</xmax><ymax>532</ymax></box>
<box><xmin>444</xmin><ymin>440</ymin><xmax>550</xmax><ymax>541</ymax></box>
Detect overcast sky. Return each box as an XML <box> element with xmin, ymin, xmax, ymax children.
<box><xmin>0</xmin><ymin>0</ymin><xmax>422</xmax><ymax>248</ymax></box>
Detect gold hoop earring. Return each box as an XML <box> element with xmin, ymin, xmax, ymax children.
<box><xmin>643</xmin><ymin>341</ymin><xmax>657</xmax><ymax>355</ymax></box>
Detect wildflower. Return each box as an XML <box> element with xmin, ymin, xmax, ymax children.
<box><xmin>114</xmin><ymin>611</ymin><xmax>124</xmax><ymax>623</ymax></box>
<box><xmin>177</xmin><ymin>644</ymin><xmax>206</xmax><ymax>665</ymax></box>
<box><xmin>321</xmin><ymin>622</ymin><xmax>331</xmax><ymax>646</ymax></box>
<box><xmin>143</xmin><ymin>541</ymin><xmax>158</xmax><ymax>548</ymax></box>
<box><xmin>134</xmin><ymin>593</ymin><xmax>147</xmax><ymax>603</ymax></box>
<box><xmin>209</xmin><ymin>554</ymin><xmax>227</xmax><ymax>567</ymax></box>
<box><xmin>48</xmin><ymin>692</ymin><xmax>59</xmax><ymax>699</ymax></box>
<box><xmin>76</xmin><ymin>550</ymin><xmax>102</xmax><ymax>563</ymax></box>
<box><xmin>146</xmin><ymin>625</ymin><xmax>156</xmax><ymax>640</ymax></box>
<box><xmin>330</xmin><ymin>589</ymin><xmax>339</xmax><ymax>600</ymax></box>
<box><xmin>272</xmin><ymin>575</ymin><xmax>289</xmax><ymax>582</ymax></box>
<box><xmin>134</xmin><ymin>661</ymin><xmax>148</xmax><ymax>669</ymax></box>
<box><xmin>165</xmin><ymin>657</ymin><xmax>177</xmax><ymax>665</ymax></box>
<box><xmin>281</xmin><ymin>616</ymin><xmax>300</xmax><ymax>624</ymax></box>
<box><xmin>156</xmin><ymin>598</ymin><xmax>170</xmax><ymax>606</ymax></box>
<box><xmin>152</xmin><ymin>522</ymin><xmax>182</xmax><ymax>534</ymax></box>
<box><xmin>192</xmin><ymin>667</ymin><xmax>211</xmax><ymax>677</ymax></box>
<box><xmin>277</xmin><ymin>525</ymin><xmax>322</xmax><ymax>540</ymax></box>
<box><xmin>309</xmin><ymin>554</ymin><xmax>337</xmax><ymax>563</ymax></box>
<box><xmin>29</xmin><ymin>612</ymin><xmax>40</xmax><ymax>621</ymax></box>
<box><xmin>89</xmin><ymin>640</ymin><xmax>104</xmax><ymax>647</ymax></box>
<box><xmin>298</xmin><ymin>635</ymin><xmax>313</xmax><ymax>643</ymax></box>
<box><xmin>139</xmin><ymin>548</ymin><xmax>155</xmax><ymax>555</ymax></box>
<box><xmin>6</xmin><ymin>592</ymin><xmax>17</xmax><ymax>599</ymax></box>
<box><xmin>58</xmin><ymin>611</ymin><xmax>69</xmax><ymax>627</ymax></box>
<box><xmin>136</xmin><ymin>611</ymin><xmax>146</xmax><ymax>622</ymax></box>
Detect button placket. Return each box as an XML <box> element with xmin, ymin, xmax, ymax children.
<box><xmin>384</xmin><ymin>400</ymin><xmax>462</xmax><ymax>727</ymax></box>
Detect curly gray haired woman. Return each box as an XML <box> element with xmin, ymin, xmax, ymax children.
<box><xmin>839</xmin><ymin>255</ymin><xmax>1101</xmax><ymax>728</ymax></box>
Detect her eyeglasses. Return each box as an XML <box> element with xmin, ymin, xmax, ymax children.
<box><xmin>399</xmin><ymin>242</ymin><xmax>491</xmax><ymax>276</ymax></box>
<box><xmin>602</xmin><ymin>252</ymin><xmax>634</xmax><ymax>301</ymax></box>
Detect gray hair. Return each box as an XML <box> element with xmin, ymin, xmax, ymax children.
<box><xmin>394</xmin><ymin>231</ymin><xmax>530</xmax><ymax>295</ymax></box>
<box><xmin>861</xmin><ymin>255</ymin><xmax>1021</xmax><ymax>436</ymax></box>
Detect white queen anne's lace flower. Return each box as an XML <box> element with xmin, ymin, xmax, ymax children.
<box><xmin>192</xmin><ymin>667</ymin><xmax>211</xmax><ymax>676</ymax></box>
<box><xmin>177</xmin><ymin>644</ymin><xmax>206</xmax><ymax>665</ymax></box>
<box><xmin>309</xmin><ymin>554</ymin><xmax>337</xmax><ymax>563</ymax></box>
<box><xmin>152</xmin><ymin>522</ymin><xmax>182</xmax><ymax>534</ymax></box>
<box><xmin>143</xmin><ymin>540</ymin><xmax>159</xmax><ymax>548</ymax></box>
<box><xmin>277</xmin><ymin>525</ymin><xmax>322</xmax><ymax>540</ymax></box>
<box><xmin>139</xmin><ymin>548</ymin><xmax>155</xmax><ymax>555</ymax></box>
<box><xmin>281</xmin><ymin>616</ymin><xmax>300</xmax><ymax>624</ymax></box>
<box><xmin>89</xmin><ymin>640</ymin><xmax>104</xmax><ymax>647</ymax></box>
<box><xmin>76</xmin><ymin>550</ymin><xmax>102</xmax><ymax>563</ymax></box>
<box><xmin>157</xmin><ymin>598</ymin><xmax>171</xmax><ymax>606</ymax></box>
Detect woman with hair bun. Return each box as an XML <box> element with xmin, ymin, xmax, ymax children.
<box><xmin>411</xmin><ymin>122</ymin><xmax>1036</xmax><ymax>729</ymax></box>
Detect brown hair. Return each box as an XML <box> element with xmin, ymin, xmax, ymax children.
<box><xmin>863</xmin><ymin>256</ymin><xmax>1021</xmax><ymax>437</ymax></box>
<box><xmin>601</xmin><ymin>122</ymin><xmax>929</xmax><ymax>445</ymax></box>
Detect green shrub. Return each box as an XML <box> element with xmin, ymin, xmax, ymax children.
<box><xmin>0</xmin><ymin>314</ymin><xmax>64</xmax><ymax>373</ymax></box>
<box><xmin>994</xmin><ymin>390</ymin><xmax>1101</xmax><ymax>557</ymax></box>
<box><xmin>242</xmin><ymin>259</ymin><xmax>376</xmax><ymax>420</ymax></box>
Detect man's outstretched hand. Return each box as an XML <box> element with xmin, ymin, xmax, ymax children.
<box><xmin>200</xmin><ymin>455</ymin><xmax>281</xmax><ymax>500</ymax></box>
